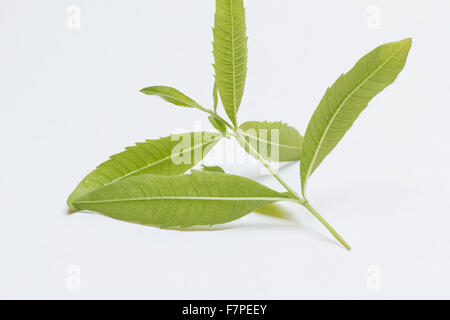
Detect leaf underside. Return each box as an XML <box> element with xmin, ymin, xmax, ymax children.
<box><xmin>73</xmin><ymin>171</ymin><xmax>288</xmax><ymax>227</ymax></box>
<box><xmin>213</xmin><ymin>0</ymin><xmax>248</xmax><ymax>127</ymax></box>
<box><xmin>67</xmin><ymin>132</ymin><xmax>222</xmax><ymax>209</ymax></box>
<box><xmin>300</xmin><ymin>38</ymin><xmax>412</xmax><ymax>193</ymax></box>
<box><xmin>239</xmin><ymin>121</ymin><xmax>303</xmax><ymax>162</ymax></box>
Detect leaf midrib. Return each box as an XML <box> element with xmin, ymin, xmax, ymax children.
<box><xmin>303</xmin><ymin>46</ymin><xmax>404</xmax><ymax>189</ymax></box>
<box><xmin>75</xmin><ymin>196</ymin><xmax>291</xmax><ymax>205</ymax></box>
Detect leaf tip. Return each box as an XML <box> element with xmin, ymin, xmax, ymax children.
<box><xmin>400</xmin><ymin>37</ymin><xmax>413</xmax><ymax>50</ymax></box>
<box><xmin>66</xmin><ymin>193</ymin><xmax>79</xmax><ymax>211</ymax></box>
<box><xmin>67</xmin><ymin>207</ymin><xmax>79</xmax><ymax>214</ymax></box>
<box><xmin>404</xmin><ymin>37</ymin><xmax>412</xmax><ymax>43</ymax></box>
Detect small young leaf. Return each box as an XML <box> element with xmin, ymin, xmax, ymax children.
<box><xmin>72</xmin><ymin>171</ymin><xmax>289</xmax><ymax>227</ymax></box>
<box><xmin>201</xmin><ymin>164</ymin><xmax>225</xmax><ymax>173</ymax></box>
<box><xmin>300</xmin><ymin>38</ymin><xmax>412</xmax><ymax>194</ymax></box>
<box><xmin>140</xmin><ymin>86</ymin><xmax>204</xmax><ymax>110</ymax></box>
<box><xmin>238</xmin><ymin>121</ymin><xmax>303</xmax><ymax>162</ymax></box>
<box><xmin>67</xmin><ymin>132</ymin><xmax>222</xmax><ymax>209</ymax></box>
<box><xmin>208</xmin><ymin>115</ymin><xmax>227</xmax><ymax>134</ymax></box>
<box><xmin>213</xmin><ymin>0</ymin><xmax>248</xmax><ymax>127</ymax></box>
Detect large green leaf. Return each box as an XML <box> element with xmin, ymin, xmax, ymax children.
<box><xmin>67</xmin><ymin>132</ymin><xmax>222</xmax><ymax>209</ymax></box>
<box><xmin>140</xmin><ymin>86</ymin><xmax>205</xmax><ymax>111</ymax></box>
<box><xmin>300</xmin><ymin>38</ymin><xmax>412</xmax><ymax>194</ymax></box>
<box><xmin>213</xmin><ymin>0</ymin><xmax>248</xmax><ymax>127</ymax></box>
<box><xmin>72</xmin><ymin>171</ymin><xmax>290</xmax><ymax>227</ymax></box>
<box><xmin>238</xmin><ymin>121</ymin><xmax>303</xmax><ymax>162</ymax></box>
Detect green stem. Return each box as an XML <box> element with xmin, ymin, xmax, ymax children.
<box><xmin>302</xmin><ymin>201</ymin><xmax>352</xmax><ymax>251</ymax></box>
<box><xmin>234</xmin><ymin>130</ymin><xmax>351</xmax><ymax>251</ymax></box>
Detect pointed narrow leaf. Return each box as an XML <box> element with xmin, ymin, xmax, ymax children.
<box><xmin>300</xmin><ymin>38</ymin><xmax>412</xmax><ymax>193</ymax></box>
<box><xmin>213</xmin><ymin>0</ymin><xmax>248</xmax><ymax>127</ymax></box>
<box><xmin>67</xmin><ymin>132</ymin><xmax>222</xmax><ymax>209</ymax></box>
<box><xmin>238</xmin><ymin>121</ymin><xmax>303</xmax><ymax>162</ymax></box>
<box><xmin>73</xmin><ymin>171</ymin><xmax>290</xmax><ymax>227</ymax></box>
<box><xmin>140</xmin><ymin>86</ymin><xmax>205</xmax><ymax>111</ymax></box>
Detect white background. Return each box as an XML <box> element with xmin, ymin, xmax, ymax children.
<box><xmin>1</xmin><ymin>0</ymin><xmax>449</xmax><ymax>299</ymax></box>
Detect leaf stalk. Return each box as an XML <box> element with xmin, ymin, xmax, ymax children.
<box><xmin>301</xmin><ymin>201</ymin><xmax>352</xmax><ymax>251</ymax></box>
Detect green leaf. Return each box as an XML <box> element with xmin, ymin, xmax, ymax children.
<box><xmin>72</xmin><ymin>171</ymin><xmax>289</xmax><ymax>227</ymax></box>
<box><xmin>201</xmin><ymin>164</ymin><xmax>225</xmax><ymax>173</ymax></box>
<box><xmin>67</xmin><ymin>132</ymin><xmax>222</xmax><ymax>209</ymax></box>
<box><xmin>140</xmin><ymin>86</ymin><xmax>205</xmax><ymax>111</ymax></box>
<box><xmin>213</xmin><ymin>0</ymin><xmax>248</xmax><ymax>127</ymax></box>
<box><xmin>238</xmin><ymin>121</ymin><xmax>303</xmax><ymax>162</ymax></box>
<box><xmin>300</xmin><ymin>38</ymin><xmax>412</xmax><ymax>194</ymax></box>
<box><xmin>208</xmin><ymin>115</ymin><xmax>227</xmax><ymax>134</ymax></box>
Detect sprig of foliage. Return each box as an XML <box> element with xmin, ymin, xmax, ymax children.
<box><xmin>68</xmin><ymin>0</ymin><xmax>412</xmax><ymax>250</ymax></box>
